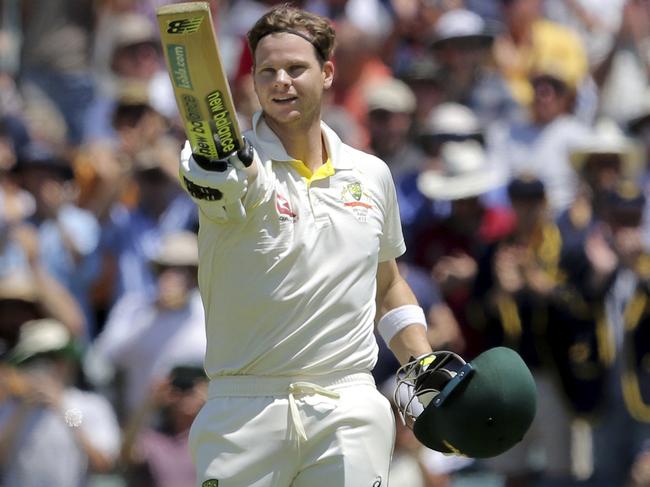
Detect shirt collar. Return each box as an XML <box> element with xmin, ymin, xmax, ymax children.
<box><xmin>251</xmin><ymin>111</ymin><xmax>353</xmax><ymax>170</ymax></box>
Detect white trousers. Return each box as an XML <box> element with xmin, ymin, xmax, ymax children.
<box><xmin>189</xmin><ymin>372</ymin><xmax>395</xmax><ymax>487</ymax></box>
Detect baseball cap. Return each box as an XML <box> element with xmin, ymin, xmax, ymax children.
<box><xmin>429</xmin><ymin>9</ymin><xmax>494</xmax><ymax>49</ymax></box>
<box><xmin>413</xmin><ymin>347</ymin><xmax>536</xmax><ymax>458</ymax></box>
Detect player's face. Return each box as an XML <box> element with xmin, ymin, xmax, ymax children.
<box><xmin>253</xmin><ymin>33</ymin><xmax>334</xmax><ymax>129</ymax></box>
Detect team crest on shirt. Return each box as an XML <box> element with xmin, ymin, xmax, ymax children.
<box><xmin>276</xmin><ymin>192</ymin><xmax>298</xmax><ymax>222</ymax></box>
<box><xmin>341</xmin><ymin>182</ymin><xmax>373</xmax><ymax>222</ymax></box>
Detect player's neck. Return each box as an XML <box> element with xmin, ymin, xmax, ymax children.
<box><xmin>271</xmin><ymin>118</ymin><xmax>326</xmax><ymax>172</ymax></box>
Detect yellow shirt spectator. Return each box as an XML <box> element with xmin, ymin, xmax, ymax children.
<box><xmin>495</xmin><ymin>19</ymin><xmax>589</xmax><ymax>106</ymax></box>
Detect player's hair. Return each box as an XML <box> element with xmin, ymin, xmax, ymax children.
<box><xmin>247</xmin><ymin>4</ymin><xmax>336</xmax><ymax>64</ymax></box>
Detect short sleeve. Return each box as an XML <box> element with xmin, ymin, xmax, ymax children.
<box><xmin>377</xmin><ymin>164</ymin><xmax>406</xmax><ymax>262</ymax></box>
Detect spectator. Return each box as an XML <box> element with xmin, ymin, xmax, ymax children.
<box><xmin>551</xmin><ymin>125</ymin><xmax>644</xmax><ymax>437</ymax></box>
<box><xmin>428</xmin><ymin>8</ymin><xmax>523</xmax><ymax>127</ymax></box>
<box><xmin>544</xmin><ymin>0</ymin><xmax>625</xmax><ymax>67</ymax></box>
<box><xmin>0</xmin><ymin>318</ymin><xmax>120</xmax><ymax>486</ymax></box>
<box><xmin>120</xmin><ymin>365</ymin><xmax>207</xmax><ymax>487</ymax></box>
<box><xmin>487</xmin><ymin>59</ymin><xmax>592</xmax><ymax>214</ymax></box>
<box><xmin>98</xmin><ymin>138</ymin><xmax>197</xmax><ymax>303</ymax></box>
<box><xmin>364</xmin><ymin>77</ymin><xmax>426</xmax><ymax>179</ymax></box>
<box><xmin>329</xmin><ymin>20</ymin><xmax>392</xmax><ymax>147</ymax></box>
<box><xmin>581</xmin><ymin>182</ymin><xmax>650</xmax><ymax>486</ymax></box>
<box><xmin>91</xmin><ymin>231</ymin><xmax>206</xmax><ymax>417</ymax></box>
<box><xmin>472</xmin><ymin>176</ymin><xmax>578</xmax><ymax>486</ymax></box>
<box><xmin>594</xmin><ymin>0</ymin><xmax>650</xmax><ymax>125</ymax></box>
<box><xmin>559</xmin><ymin>118</ymin><xmax>643</xmax><ymax>253</ymax></box>
<box><xmin>18</xmin><ymin>0</ymin><xmax>96</xmax><ymax>145</ymax></box>
<box><xmin>13</xmin><ymin>143</ymin><xmax>101</xmax><ymax>338</ymax></box>
<box><xmin>397</xmin><ymin>102</ymin><xmax>493</xmax><ymax>248</ymax></box>
<box><xmin>304</xmin><ymin>0</ymin><xmax>393</xmax><ymax>40</ymax></box>
<box><xmin>397</xmin><ymin>58</ymin><xmax>445</xmax><ymax>134</ymax></box>
<box><xmin>84</xmin><ymin>12</ymin><xmax>172</xmax><ymax>144</ymax></box>
<box><xmin>412</xmin><ymin>140</ymin><xmax>512</xmax><ymax>357</ymax></box>
<box><xmin>379</xmin><ymin>0</ymin><xmax>442</xmax><ymax>76</ymax></box>
<box><xmin>493</xmin><ymin>0</ymin><xmax>589</xmax><ymax>111</ymax></box>
<box><xmin>0</xmin><ymin>264</ymin><xmax>85</xmax><ymax>359</ymax></box>
<box><xmin>625</xmin><ymin>93</ymin><xmax>650</xmax><ymax>249</ymax></box>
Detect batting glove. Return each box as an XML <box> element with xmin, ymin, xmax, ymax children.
<box><xmin>179</xmin><ymin>138</ymin><xmax>255</xmax><ymax>223</ymax></box>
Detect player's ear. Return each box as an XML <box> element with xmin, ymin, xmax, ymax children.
<box><xmin>322</xmin><ymin>60</ymin><xmax>334</xmax><ymax>90</ymax></box>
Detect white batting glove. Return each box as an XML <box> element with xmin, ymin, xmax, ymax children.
<box><xmin>179</xmin><ymin>139</ymin><xmax>254</xmax><ymax>223</ymax></box>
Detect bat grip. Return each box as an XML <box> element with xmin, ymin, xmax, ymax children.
<box><xmin>193</xmin><ymin>137</ymin><xmax>253</xmax><ymax>171</ymax></box>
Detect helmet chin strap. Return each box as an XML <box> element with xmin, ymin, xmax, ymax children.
<box><xmin>394</xmin><ymin>351</ymin><xmax>469</xmax><ymax>427</ymax></box>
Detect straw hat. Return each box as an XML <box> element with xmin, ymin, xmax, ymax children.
<box><xmin>417</xmin><ymin>140</ymin><xmax>502</xmax><ymax>200</ymax></box>
<box><xmin>569</xmin><ymin>119</ymin><xmax>643</xmax><ymax>178</ymax></box>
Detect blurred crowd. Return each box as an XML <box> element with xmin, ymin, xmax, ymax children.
<box><xmin>2</xmin><ymin>0</ymin><xmax>650</xmax><ymax>486</ymax></box>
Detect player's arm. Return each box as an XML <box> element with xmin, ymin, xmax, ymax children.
<box><xmin>377</xmin><ymin>259</ymin><xmax>467</xmax><ymax>412</ymax></box>
<box><xmin>375</xmin><ymin>259</ymin><xmax>433</xmax><ymax>364</ymax></box>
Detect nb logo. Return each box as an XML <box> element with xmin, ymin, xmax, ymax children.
<box><xmin>372</xmin><ymin>476</ymin><xmax>382</xmax><ymax>487</ymax></box>
<box><xmin>166</xmin><ymin>17</ymin><xmax>203</xmax><ymax>34</ymax></box>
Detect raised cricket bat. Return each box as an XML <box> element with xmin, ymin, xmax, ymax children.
<box><xmin>156</xmin><ymin>1</ymin><xmax>245</xmax><ymax>165</ymax></box>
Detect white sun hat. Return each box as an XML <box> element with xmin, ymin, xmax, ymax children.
<box><xmin>417</xmin><ymin>140</ymin><xmax>502</xmax><ymax>201</ymax></box>
<box><xmin>8</xmin><ymin>319</ymin><xmax>76</xmax><ymax>365</ymax></box>
<box><xmin>420</xmin><ymin>103</ymin><xmax>482</xmax><ymax>137</ymax></box>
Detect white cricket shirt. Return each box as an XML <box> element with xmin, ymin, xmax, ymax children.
<box><xmin>195</xmin><ymin>112</ymin><xmax>406</xmax><ymax>378</ymax></box>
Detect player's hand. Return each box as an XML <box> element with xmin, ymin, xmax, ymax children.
<box><xmin>179</xmin><ymin>138</ymin><xmax>255</xmax><ymax>223</ymax></box>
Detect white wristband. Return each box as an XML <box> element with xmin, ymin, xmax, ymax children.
<box><xmin>377</xmin><ymin>304</ymin><xmax>427</xmax><ymax>345</ymax></box>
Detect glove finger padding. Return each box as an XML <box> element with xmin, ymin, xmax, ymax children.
<box><xmin>229</xmin><ymin>136</ymin><xmax>254</xmax><ymax>170</ymax></box>
<box><xmin>179</xmin><ymin>141</ymin><xmax>250</xmax><ymax>223</ymax></box>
